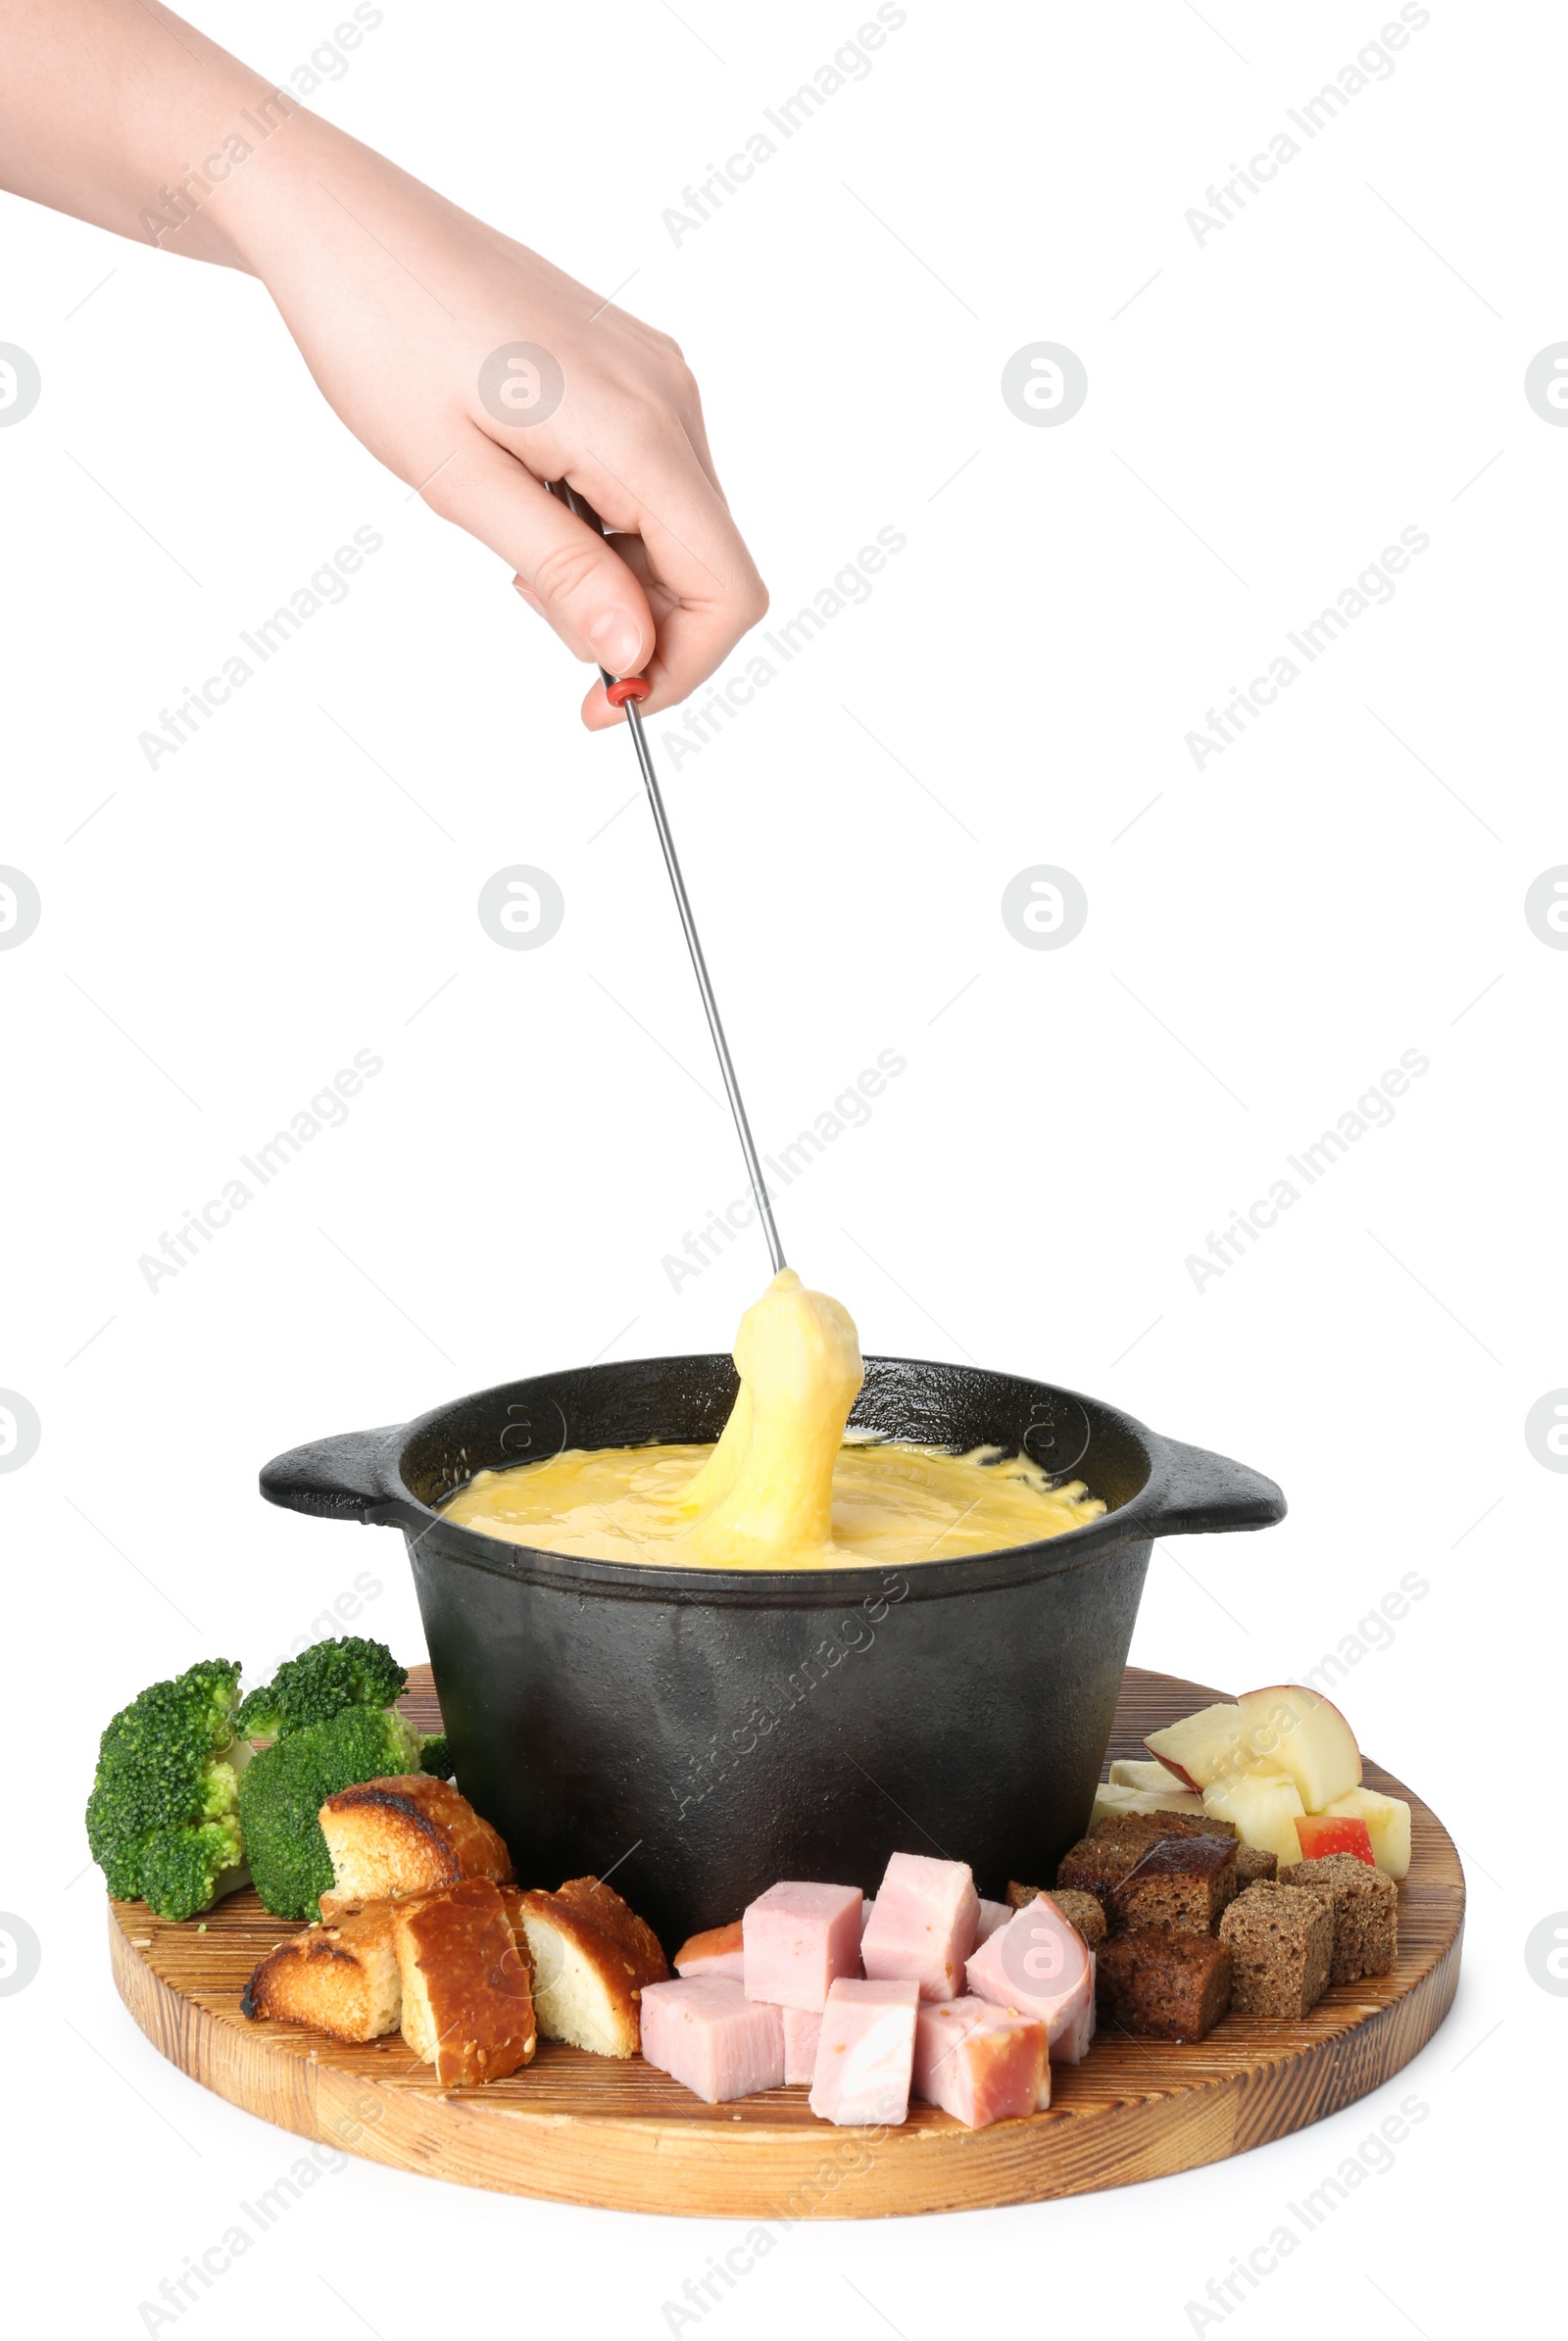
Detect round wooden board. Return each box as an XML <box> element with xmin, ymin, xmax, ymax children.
<box><xmin>108</xmin><ymin>1666</ymin><xmax>1463</xmax><ymax>2219</ymax></box>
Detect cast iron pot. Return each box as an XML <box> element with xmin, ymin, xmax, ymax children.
<box><xmin>260</xmin><ymin>1355</ymin><xmax>1284</xmax><ymax>1946</ymax></box>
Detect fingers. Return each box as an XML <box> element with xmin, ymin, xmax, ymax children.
<box><xmin>566</xmin><ymin>422</ymin><xmax>767</xmax><ymax>728</ymax></box>
<box><xmin>421</xmin><ymin>430</ymin><xmax>656</xmax><ymax>678</ymax></box>
<box><xmin>421</xmin><ymin>403</ymin><xmax>766</xmax><ymax>732</ymax></box>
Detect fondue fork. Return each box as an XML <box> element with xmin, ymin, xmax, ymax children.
<box><xmin>547</xmin><ymin>477</ymin><xmax>786</xmax><ymax>1275</ymax></box>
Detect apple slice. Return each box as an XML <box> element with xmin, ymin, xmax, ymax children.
<box><xmin>1109</xmin><ymin>1757</ymin><xmax>1188</xmax><ymax>1793</ymax></box>
<box><xmin>1294</xmin><ymin>1812</ymin><xmax>1376</xmax><ymax>1867</ymax></box>
<box><xmin>1202</xmin><ymin>1770</ymin><xmax>1305</xmax><ymax>1864</ymax></box>
<box><xmin>1322</xmin><ymin>1786</ymin><xmax>1411</xmax><ymax>1880</ymax></box>
<box><xmin>1236</xmin><ymin>1685</ymin><xmax>1361</xmax><ymax>1811</ymax></box>
<box><xmin>1144</xmin><ymin>1703</ymin><xmax>1250</xmax><ymax>1790</ymax></box>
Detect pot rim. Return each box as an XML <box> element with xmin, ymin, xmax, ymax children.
<box><xmin>261</xmin><ymin>1352</ymin><xmax>1286</xmax><ymax>1606</ymax></box>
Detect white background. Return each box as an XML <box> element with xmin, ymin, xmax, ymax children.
<box><xmin>1</xmin><ymin>0</ymin><xmax>1561</xmax><ymax>2331</ymax></box>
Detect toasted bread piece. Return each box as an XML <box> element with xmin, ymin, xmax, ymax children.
<box><xmin>318</xmin><ymin>1774</ymin><xmax>513</xmax><ymax>1920</ymax></box>
<box><xmin>242</xmin><ymin>1904</ymin><xmax>402</xmax><ymax>2043</ymax></box>
<box><xmin>516</xmin><ymin>1876</ymin><xmax>669</xmax><ymax>2059</ymax></box>
<box><xmin>392</xmin><ymin>1878</ymin><xmax>537</xmax><ymax>2085</ymax></box>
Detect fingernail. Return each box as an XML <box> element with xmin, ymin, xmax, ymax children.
<box><xmin>588</xmin><ymin>610</ymin><xmax>643</xmax><ymax>674</ymax></box>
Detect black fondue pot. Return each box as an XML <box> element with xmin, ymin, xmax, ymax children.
<box><xmin>260</xmin><ymin>1355</ymin><xmax>1284</xmax><ymax>1946</ymax></box>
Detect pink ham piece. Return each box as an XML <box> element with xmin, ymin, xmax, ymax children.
<box><xmin>673</xmin><ymin>1919</ymin><xmax>745</xmax><ymax>1980</ymax></box>
<box><xmin>860</xmin><ymin>1897</ymin><xmax>875</xmax><ymax>1937</ymax></box>
<box><xmin>976</xmin><ymin>1899</ymin><xmax>1011</xmax><ymax>1945</ymax></box>
<box><xmin>809</xmin><ymin>1977</ymin><xmax>919</xmax><ymax>2126</ymax></box>
<box><xmin>861</xmin><ymin>1852</ymin><xmax>980</xmax><ymax>2000</ymax></box>
<box><xmin>911</xmin><ymin>1996</ymin><xmax>1050</xmax><ymax>2127</ymax></box>
<box><xmin>964</xmin><ymin>1895</ymin><xmax>1096</xmax><ymax>2065</ymax></box>
<box><xmin>1055</xmin><ymin>1950</ymin><xmax>1096</xmax><ymax>2064</ymax></box>
<box><xmin>743</xmin><ymin>1881</ymin><xmax>862</xmax><ymax>2012</ymax></box>
<box><xmin>782</xmin><ymin>2003</ymin><xmax>823</xmax><ymax>2085</ymax></box>
<box><xmin>639</xmin><ymin>1977</ymin><xmax>785</xmax><ymax>2104</ymax></box>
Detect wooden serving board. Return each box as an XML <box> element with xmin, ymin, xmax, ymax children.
<box><xmin>108</xmin><ymin>1666</ymin><xmax>1463</xmax><ymax>2219</ymax></box>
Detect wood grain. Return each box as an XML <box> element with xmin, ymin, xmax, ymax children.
<box><xmin>107</xmin><ymin>1666</ymin><xmax>1463</xmax><ymax>2218</ymax></box>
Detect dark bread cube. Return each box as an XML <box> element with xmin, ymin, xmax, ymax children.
<box><xmin>1218</xmin><ymin>1882</ymin><xmax>1332</xmax><ymax>2017</ymax></box>
<box><xmin>1005</xmin><ymin>1882</ymin><xmax>1108</xmax><ymax>1948</ymax></box>
<box><xmin>1110</xmin><ymin>1834</ymin><xmax>1240</xmax><ymax>1937</ymax></box>
<box><xmin>1055</xmin><ymin>1835</ymin><xmax>1144</xmax><ymax>1916</ymax></box>
<box><xmin>1015</xmin><ymin>1873</ymin><xmax>1113</xmax><ymax>1947</ymax></box>
<box><xmin>1278</xmin><ymin>1853</ymin><xmax>1396</xmax><ymax>1982</ymax></box>
<box><xmin>1234</xmin><ymin>1845</ymin><xmax>1278</xmax><ymax>1886</ymax></box>
<box><xmin>1097</xmin><ymin>1928</ymin><xmax>1232</xmax><ymax>2041</ymax></box>
<box><xmin>1041</xmin><ymin>1887</ymin><xmax>1107</xmax><ymax>1949</ymax></box>
<box><xmin>1089</xmin><ymin>1808</ymin><xmax>1238</xmax><ymax>1847</ymax></box>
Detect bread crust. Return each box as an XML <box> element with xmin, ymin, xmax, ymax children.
<box><xmin>392</xmin><ymin>1878</ymin><xmax>537</xmax><ymax>2086</ymax></box>
<box><xmin>318</xmin><ymin>1774</ymin><xmax>513</xmax><ymax>1919</ymax></box>
<box><xmin>516</xmin><ymin>1876</ymin><xmax>670</xmax><ymax>2060</ymax></box>
<box><xmin>242</xmin><ymin>1903</ymin><xmax>402</xmax><ymax>2043</ymax></box>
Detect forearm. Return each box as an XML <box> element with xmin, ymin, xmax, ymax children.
<box><xmin>0</xmin><ymin>0</ymin><xmax>336</xmax><ymax>270</ymax></box>
<box><xmin>2</xmin><ymin>0</ymin><xmax>768</xmax><ymax>718</ymax></box>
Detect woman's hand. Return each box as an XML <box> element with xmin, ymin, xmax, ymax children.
<box><xmin>0</xmin><ymin>0</ymin><xmax>767</xmax><ymax>725</ymax></box>
<box><xmin>227</xmin><ymin>125</ymin><xmax>767</xmax><ymax>725</ymax></box>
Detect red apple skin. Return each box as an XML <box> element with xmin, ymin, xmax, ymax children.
<box><xmin>1239</xmin><ymin>1684</ymin><xmax>1362</xmax><ymax>1791</ymax></box>
<box><xmin>1142</xmin><ymin>1738</ymin><xmax>1201</xmax><ymax>1791</ymax></box>
<box><xmin>1294</xmin><ymin>1814</ymin><xmax>1377</xmax><ymax>1867</ymax></box>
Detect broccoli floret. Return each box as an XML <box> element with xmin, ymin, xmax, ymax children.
<box><xmin>234</xmin><ymin>1634</ymin><xmax>408</xmax><ymax>1740</ymax></box>
<box><xmin>417</xmin><ymin>1732</ymin><xmax>452</xmax><ymax>1780</ymax></box>
<box><xmin>85</xmin><ymin>1659</ymin><xmax>253</xmax><ymax>1922</ymax></box>
<box><xmin>237</xmin><ymin>1704</ymin><xmax>436</xmax><ymax>1920</ymax></box>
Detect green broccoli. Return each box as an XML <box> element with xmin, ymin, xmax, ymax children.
<box><xmin>232</xmin><ymin>1636</ymin><xmax>449</xmax><ymax>1919</ymax></box>
<box><xmin>85</xmin><ymin>1658</ymin><xmax>254</xmax><ymax>1922</ymax></box>
<box><xmin>238</xmin><ymin>1705</ymin><xmax>438</xmax><ymax>1920</ymax></box>
<box><xmin>233</xmin><ymin>1633</ymin><xmax>408</xmax><ymax>1739</ymax></box>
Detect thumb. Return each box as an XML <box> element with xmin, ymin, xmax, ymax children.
<box><xmin>426</xmin><ymin>435</ymin><xmax>654</xmax><ymax>677</ymax></box>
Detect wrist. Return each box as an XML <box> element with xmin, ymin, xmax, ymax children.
<box><xmin>137</xmin><ymin>72</ymin><xmax>341</xmax><ymax>276</ymax></box>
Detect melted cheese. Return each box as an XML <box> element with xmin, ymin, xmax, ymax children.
<box><xmin>441</xmin><ymin>1269</ymin><xmax>1104</xmax><ymax>1570</ymax></box>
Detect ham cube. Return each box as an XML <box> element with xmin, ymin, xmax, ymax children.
<box><xmin>861</xmin><ymin>1852</ymin><xmax>980</xmax><ymax>2000</ymax></box>
<box><xmin>860</xmin><ymin>1897</ymin><xmax>875</xmax><ymax>1937</ymax></box>
<box><xmin>912</xmin><ymin>1996</ymin><xmax>1050</xmax><ymax>2127</ymax></box>
<box><xmin>809</xmin><ymin>1977</ymin><xmax>919</xmax><ymax>2126</ymax></box>
<box><xmin>743</xmin><ymin>1881</ymin><xmax>862</xmax><ymax>2012</ymax></box>
<box><xmin>1054</xmin><ymin>1950</ymin><xmax>1096</xmax><ymax>2064</ymax></box>
<box><xmin>965</xmin><ymin>1895</ymin><xmax>1096</xmax><ymax>2065</ymax></box>
<box><xmin>782</xmin><ymin>2003</ymin><xmax>823</xmax><ymax>2085</ymax></box>
<box><xmin>976</xmin><ymin>1898</ymin><xmax>1011</xmax><ymax>1945</ymax></box>
<box><xmin>674</xmin><ymin>1919</ymin><xmax>745</xmax><ymax>1979</ymax></box>
<box><xmin>639</xmin><ymin>1977</ymin><xmax>785</xmax><ymax>2104</ymax></box>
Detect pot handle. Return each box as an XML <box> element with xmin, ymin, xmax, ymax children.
<box><xmin>1146</xmin><ymin>1437</ymin><xmax>1287</xmax><ymax>1538</ymax></box>
<box><xmin>259</xmin><ymin>1425</ymin><xmax>413</xmax><ymax>1527</ymax></box>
